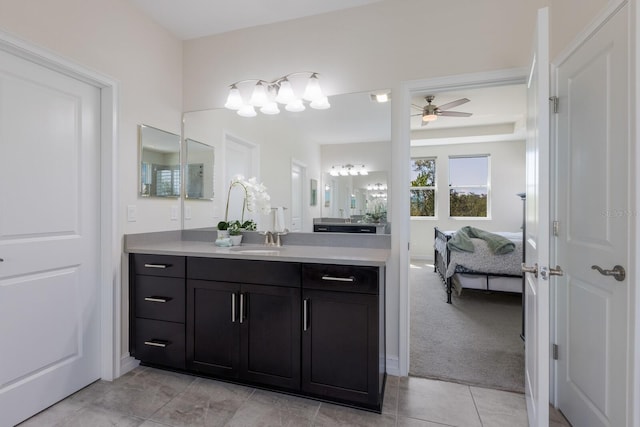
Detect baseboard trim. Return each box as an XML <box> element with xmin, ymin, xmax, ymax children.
<box><xmin>119</xmin><ymin>355</ymin><xmax>139</xmax><ymax>377</ymax></box>
<box><xmin>386</xmin><ymin>356</ymin><xmax>400</xmax><ymax>376</ymax></box>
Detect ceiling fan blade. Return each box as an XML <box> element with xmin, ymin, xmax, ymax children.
<box><xmin>436</xmin><ymin>97</ymin><xmax>470</xmax><ymax>111</ymax></box>
<box><xmin>438</xmin><ymin>111</ymin><xmax>472</xmax><ymax>117</ymax></box>
<box><xmin>411</xmin><ymin>104</ymin><xmax>424</xmax><ymax>110</ymax></box>
<box><xmin>411</xmin><ymin>113</ymin><xmax>423</xmax><ymax>117</ymax></box>
<box><xmin>421</xmin><ymin>120</ymin><xmax>430</xmax><ymax>127</ymax></box>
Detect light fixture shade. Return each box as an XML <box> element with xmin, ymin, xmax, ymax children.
<box><xmin>310</xmin><ymin>96</ymin><xmax>330</xmax><ymax>110</ymax></box>
<box><xmin>375</xmin><ymin>93</ymin><xmax>389</xmax><ymax>103</ymax></box>
<box><xmin>275</xmin><ymin>79</ymin><xmax>296</xmax><ymax>104</ymax></box>
<box><xmin>249</xmin><ymin>82</ymin><xmax>268</xmax><ymax>107</ymax></box>
<box><xmin>285</xmin><ymin>99</ymin><xmax>305</xmax><ymax>112</ymax></box>
<box><xmin>423</xmin><ymin>113</ymin><xmax>437</xmax><ymax>122</ymax></box>
<box><xmin>237</xmin><ymin>104</ymin><xmax>257</xmax><ymax>117</ymax></box>
<box><xmin>339</xmin><ymin>167</ymin><xmax>349</xmax><ymax>176</ymax></box>
<box><xmin>260</xmin><ymin>102</ymin><xmax>280</xmax><ymax>115</ymax></box>
<box><xmin>329</xmin><ymin>167</ymin><xmax>339</xmax><ymax>177</ymax></box>
<box><xmin>303</xmin><ymin>73</ymin><xmax>324</xmax><ymax>102</ymax></box>
<box><xmin>349</xmin><ymin>167</ymin><xmax>358</xmax><ymax>176</ymax></box>
<box><xmin>359</xmin><ymin>165</ymin><xmax>368</xmax><ymax>175</ymax></box>
<box><xmin>224</xmin><ymin>86</ymin><xmax>243</xmax><ymax>110</ymax></box>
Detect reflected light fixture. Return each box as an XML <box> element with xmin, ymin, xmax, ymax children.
<box><xmin>224</xmin><ymin>72</ymin><xmax>329</xmax><ymax>117</ymax></box>
<box><xmin>329</xmin><ymin>164</ymin><xmax>369</xmax><ymax>176</ymax></box>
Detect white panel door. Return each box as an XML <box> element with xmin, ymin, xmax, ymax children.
<box><xmin>291</xmin><ymin>162</ymin><xmax>303</xmax><ymax>232</ymax></box>
<box><xmin>523</xmin><ymin>7</ymin><xmax>550</xmax><ymax>427</ymax></box>
<box><xmin>555</xmin><ymin>5</ymin><xmax>630</xmax><ymax>427</ymax></box>
<box><xmin>0</xmin><ymin>49</ymin><xmax>101</xmax><ymax>426</ymax></box>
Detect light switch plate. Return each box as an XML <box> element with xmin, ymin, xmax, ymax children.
<box><xmin>185</xmin><ymin>205</ymin><xmax>192</xmax><ymax>220</ymax></box>
<box><xmin>127</xmin><ymin>205</ymin><xmax>137</xmax><ymax>222</ymax></box>
<box><xmin>171</xmin><ymin>205</ymin><xmax>179</xmax><ymax>221</ymax></box>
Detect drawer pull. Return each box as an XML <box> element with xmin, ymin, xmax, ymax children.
<box><xmin>143</xmin><ymin>263</ymin><xmax>170</xmax><ymax>269</ymax></box>
<box><xmin>144</xmin><ymin>340</ymin><xmax>169</xmax><ymax>348</ymax></box>
<box><xmin>144</xmin><ymin>296</ymin><xmax>170</xmax><ymax>303</ymax></box>
<box><xmin>239</xmin><ymin>292</ymin><xmax>246</xmax><ymax>324</ymax></box>
<box><xmin>360</xmin><ymin>229</ymin><xmax>372</xmax><ymax>232</ymax></box>
<box><xmin>231</xmin><ymin>293</ymin><xmax>237</xmax><ymax>323</ymax></box>
<box><xmin>322</xmin><ymin>275</ymin><xmax>356</xmax><ymax>283</ymax></box>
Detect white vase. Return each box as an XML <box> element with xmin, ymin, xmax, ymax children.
<box><xmin>230</xmin><ymin>235</ymin><xmax>243</xmax><ymax>246</ymax></box>
<box><xmin>217</xmin><ymin>230</ymin><xmax>229</xmax><ymax>239</ymax></box>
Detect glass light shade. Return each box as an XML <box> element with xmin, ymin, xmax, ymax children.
<box><xmin>423</xmin><ymin>113</ymin><xmax>438</xmax><ymax>122</ymax></box>
<box><xmin>303</xmin><ymin>74</ymin><xmax>323</xmax><ymax>102</ymax></box>
<box><xmin>285</xmin><ymin>99</ymin><xmax>305</xmax><ymax>112</ymax></box>
<box><xmin>275</xmin><ymin>79</ymin><xmax>296</xmax><ymax>104</ymax></box>
<box><xmin>359</xmin><ymin>165</ymin><xmax>368</xmax><ymax>175</ymax></box>
<box><xmin>260</xmin><ymin>102</ymin><xmax>280</xmax><ymax>115</ymax></box>
<box><xmin>310</xmin><ymin>96</ymin><xmax>330</xmax><ymax>110</ymax></box>
<box><xmin>224</xmin><ymin>86</ymin><xmax>243</xmax><ymax>110</ymax></box>
<box><xmin>237</xmin><ymin>104</ymin><xmax>257</xmax><ymax>117</ymax></box>
<box><xmin>329</xmin><ymin>167</ymin><xmax>339</xmax><ymax>177</ymax></box>
<box><xmin>249</xmin><ymin>82</ymin><xmax>268</xmax><ymax>107</ymax></box>
<box><xmin>349</xmin><ymin>168</ymin><xmax>358</xmax><ymax>176</ymax></box>
<box><xmin>339</xmin><ymin>168</ymin><xmax>348</xmax><ymax>176</ymax></box>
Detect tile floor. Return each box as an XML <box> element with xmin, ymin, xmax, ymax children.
<box><xmin>18</xmin><ymin>366</ymin><xmax>571</xmax><ymax>427</ymax></box>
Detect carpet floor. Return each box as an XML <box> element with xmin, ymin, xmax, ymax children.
<box><xmin>409</xmin><ymin>259</ymin><xmax>525</xmax><ymax>393</ymax></box>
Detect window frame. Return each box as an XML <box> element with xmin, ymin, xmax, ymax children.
<box><xmin>448</xmin><ymin>154</ymin><xmax>491</xmax><ymax>219</ymax></box>
<box><xmin>410</xmin><ymin>156</ymin><xmax>437</xmax><ymax>219</ymax></box>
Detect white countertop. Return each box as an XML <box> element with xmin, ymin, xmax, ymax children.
<box><xmin>125</xmin><ymin>240</ymin><xmax>389</xmax><ymax>267</ymax></box>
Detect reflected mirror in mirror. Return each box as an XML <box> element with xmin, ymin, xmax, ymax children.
<box><xmin>322</xmin><ymin>171</ymin><xmax>388</xmax><ymax>222</ymax></box>
<box><xmin>139</xmin><ymin>124</ymin><xmax>181</xmax><ymax>198</ymax></box>
<box><xmin>182</xmin><ymin>90</ymin><xmax>391</xmax><ymax>231</ymax></box>
<box><xmin>185</xmin><ymin>139</ymin><xmax>215</xmax><ymax>200</ymax></box>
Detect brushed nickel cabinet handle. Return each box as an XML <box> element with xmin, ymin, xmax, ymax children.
<box><xmin>143</xmin><ymin>263</ymin><xmax>169</xmax><ymax>269</ymax></box>
<box><xmin>144</xmin><ymin>340</ymin><xmax>168</xmax><ymax>348</ymax></box>
<box><xmin>322</xmin><ymin>275</ymin><xmax>356</xmax><ymax>283</ymax></box>
<box><xmin>231</xmin><ymin>293</ymin><xmax>237</xmax><ymax>323</ymax></box>
<box><xmin>239</xmin><ymin>292</ymin><xmax>245</xmax><ymax>324</ymax></box>
<box><xmin>144</xmin><ymin>296</ymin><xmax>170</xmax><ymax>303</ymax></box>
<box><xmin>303</xmin><ymin>299</ymin><xmax>310</xmax><ymax>331</ymax></box>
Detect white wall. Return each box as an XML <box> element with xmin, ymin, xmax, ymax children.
<box><xmin>410</xmin><ymin>140</ymin><xmax>526</xmax><ymax>259</ymax></box>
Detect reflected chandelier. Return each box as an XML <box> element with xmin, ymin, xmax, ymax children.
<box><xmin>224</xmin><ymin>72</ymin><xmax>330</xmax><ymax>117</ymax></box>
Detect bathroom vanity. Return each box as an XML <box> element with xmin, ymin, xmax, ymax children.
<box><xmin>126</xmin><ymin>231</ymin><xmax>388</xmax><ymax>412</ymax></box>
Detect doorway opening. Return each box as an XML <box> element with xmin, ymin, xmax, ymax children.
<box><xmin>405</xmin><ymin>79</ymin><xmax>528</xmax><ymax>393</ymax></box>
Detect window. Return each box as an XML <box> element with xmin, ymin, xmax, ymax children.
<box><xmin>449</xmin><ymin>155</ymin><xmax>489</xmax><ymax>217</ymax></box>
<box><xmin>410</xmin><ymin>158</ymin><xmax>436</xmax><ymax>217</ymax></box>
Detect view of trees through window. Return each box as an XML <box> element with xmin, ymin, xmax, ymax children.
<box><xmin>449</xmin><ymin>156</ymin><xmax>489</xmax><ymax>217</ymax></box>
<box><xmin>410</xmin><ymin>158</ymin><xmax>436</xmax><ymax>216</ymax></box>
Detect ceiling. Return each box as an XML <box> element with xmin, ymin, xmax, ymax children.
<box><xmin>130</xmin><ymin>1</ymin><xmax>527</xmax><ymax>146</ymax></box>
<box><xmin>129</xmin><ymin>0</ymin><xmax>382</xmax><ymax>40</ymax></box>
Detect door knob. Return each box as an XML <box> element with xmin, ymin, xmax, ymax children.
<box><xmin>591</xmin><ymin>265</ymin><xmax>625</xmax><ymax>282</ymax></box>
<box><xmin>521</xmin><ymin>263</ymin><xmax>538</xmax><ymax>278</ymax></box>
<box><xmin>540</xmin><ymin>265</ymin><xmax>563</xmax><ymax>280</ymax></box>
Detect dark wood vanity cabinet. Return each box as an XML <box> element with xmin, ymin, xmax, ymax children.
<box><xmin>129</xmin><ymin>254</ymin><xmax>186</xmax><ymax>370</ymax></box>
<box><xmin>129</xmin><ymin>253</ymin><xmax>385</xmax><ymax>411</ymax></box>
<box><xmin>186</xmin><ymin>258</ymin><xmax>301</xmax><ymax>390</ymax></box>
<box><xmin>301</xmin><ymin>263</ymin><xmax>386</xmax><ymax>410</ymax></box>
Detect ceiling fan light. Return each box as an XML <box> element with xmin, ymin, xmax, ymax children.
<box><xmin>249</xmin><ymin>82</ymin><xmax>268</xmax><ymax>107</ymax></box>
<box><xmin>310</xmin><ymin>96</ymin><xmax>330</xmax><ymax>110</ymax></box>
<box><xmin>224</xmin><ymin>85</ymin><xmax>243</xmax><ymax>110</ymax></box>
<box><xmin>303</xmin><ymin>73</ymin><xmax>324</xmax><ymax>102</ymax></box>
<box><xmin>237</xmin><ymin>104</ymin><xmax>257</xmax><ymax>117</ymax></box>
<box><xmin>260</xmin><ymin>102</ymin><xmax>280</xmax><ymax>115</ymax></box>
<box><xmin>275</xmin><ymin>79</ymin><xmax>296</xmax><ymax>104</ymax></box>
<box><xmin>285</xmin><ymin>99</ymin><xmax>305</xmax><ymax>112</ymax></box>
<box><xmin>423</xmin><ymin>113</ymin><xmax>438</xmax><ymax>122</ymax></box>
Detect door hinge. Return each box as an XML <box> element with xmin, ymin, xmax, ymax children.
<box><xmin>549</xmin><ymin>96</ymin><xmax>559</xmax><ymax>113</ymax></box>
<box><xmin>553</xmin><ymin>220</ymin><xmax>560</xmax><ymax>236</ymax></box>
<box><xmin>552</xmin><ymin>343</ymin><xmax>559</xmax><ymax>360</ymax></box>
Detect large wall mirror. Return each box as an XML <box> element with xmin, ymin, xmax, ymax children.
<box><xmin>185</xmin><ymin>138</ymin><xmax>215</xmax><ymax>200</ymax></box>
<box><xmin>322</xmin><ymin>170</ymin><xmax>388</xmax><ymax>221</ymax></box>
<box><xmin>139</xmin><ymin>124</ymin><xmax>181</xmax><ymax>198</ymax></box>
<box><xmin>182</xmin><ymin>90</ymin><xmax>391</xmax><ymax>232</ymax></box>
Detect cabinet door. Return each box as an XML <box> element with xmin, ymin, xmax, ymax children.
<box><xmin>301</xmin><ymin>289</ymin><xmax>379</xmax><ymax>407</ymax></box>
<box><xmin>186</xmin><ymin>279</ymin><xmax>240</xmax><ymax>379</ymax></box>
<box><xmin>240</xmin><ymin>284</ymin><xmax>301</xmax><ymax>389</ymax></box>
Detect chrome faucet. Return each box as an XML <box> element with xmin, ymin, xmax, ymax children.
<box><xmin>262</xmin><ymin>231</ymin><xmax>275</xmax><ymax>246</ymax></box>
<box><xmin>260</xmin><ymin>230</ymin><xmax>287</xmax><ymax>247</ymax></box>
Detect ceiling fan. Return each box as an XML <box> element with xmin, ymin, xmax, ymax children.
<box><xmin>412</xmin><ymin>95</ymin><xmax>472</xmax><ymax>126</ymax></box>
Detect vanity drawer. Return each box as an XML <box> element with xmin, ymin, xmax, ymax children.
<box><xmin>135</xmin><ymin>275</ymin><xmax>185</xmax><ymax>323</ymax></box>
<box><xmin>132</xmin><ymin>254</ymin><xmax>185</xmax><ymax>278</ymax></box>
<box><xmin>188</xmin><ymin>257</ymin><xmax>301</xmax><ymax>287</ymax></box>
<box><xmin>302</xmin><ymin>264</ymin><xmax>379</xmax><ymax>294</ymax></box>
<box><xmin>134</xmin><ymin>318</ymin><xmax>185</xmax><ymax>369</ymax></box>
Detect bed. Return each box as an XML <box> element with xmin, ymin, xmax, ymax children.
<box><xmin>434</xmin><ymin>227</ymin><xmax>524</xmax><ymax>304</ymax></box>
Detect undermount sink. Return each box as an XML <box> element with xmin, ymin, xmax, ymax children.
<box><xmin>229</xmin><ymin>247</ymin><xmax>282</xmax><ymax>256</ymax></box>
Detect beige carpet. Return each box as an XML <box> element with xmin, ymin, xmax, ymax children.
<box><xmin>409</xmin><ymin>259</ymin><xmax>525</xmax><ymax>393</ymax></box>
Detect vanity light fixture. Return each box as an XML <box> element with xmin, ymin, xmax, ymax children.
<box><xmin>224</xmin><ymin>72</ymin><xmax>329</xmax><ymax>117</ymax></box>
<box><xmin>329</xmin><ymin>164</ymin><xmax>369</xmax><ymax>176</ymax></box>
